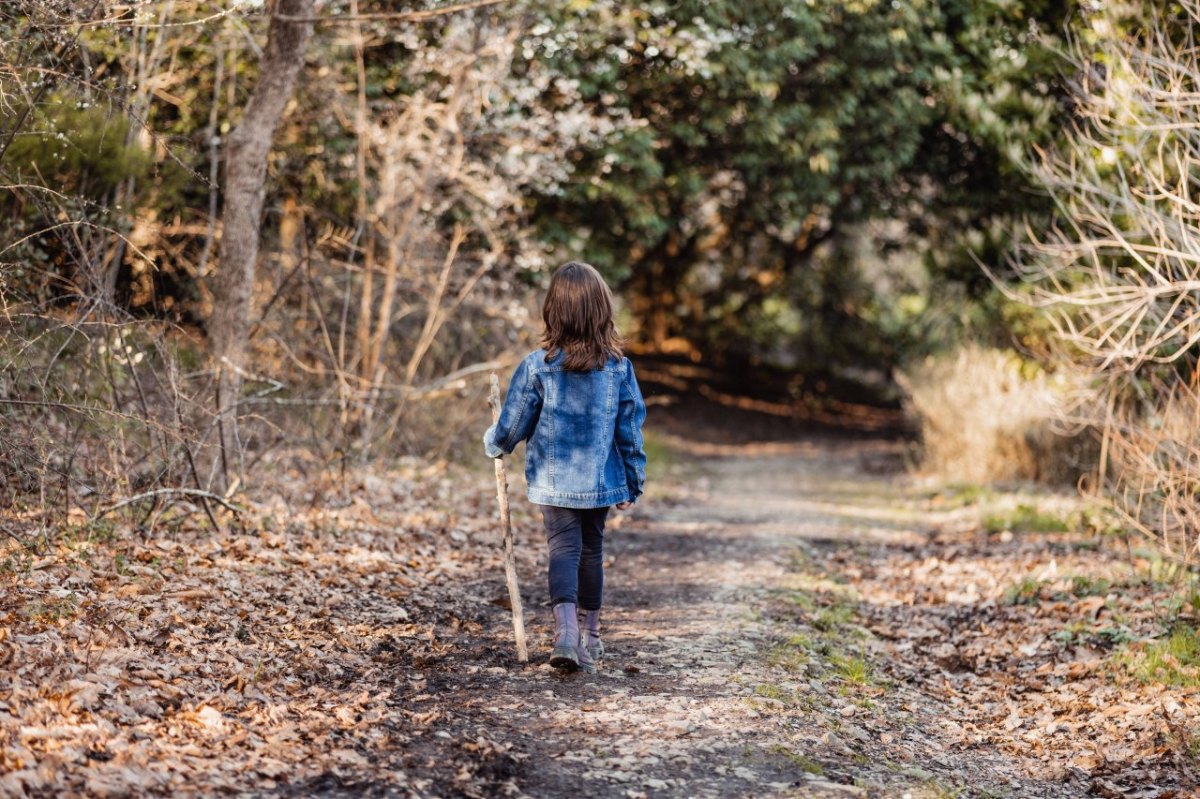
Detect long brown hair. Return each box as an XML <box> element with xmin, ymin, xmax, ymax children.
<box><xmin>541</xmin><ymin>261</ymin><xmax>623</xmax><ymax>371</ymax></box>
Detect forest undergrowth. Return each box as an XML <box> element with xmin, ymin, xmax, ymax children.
<box><xmin>1</xmin><ymin>377</ymin><xmax>1197</xmax><ymax>797</ymax></box>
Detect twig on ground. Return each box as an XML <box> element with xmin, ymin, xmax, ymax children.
<box><xmin>97</xmin><ymin>487</ymin><xmax>244</xmax><ymax>519</ymax></box>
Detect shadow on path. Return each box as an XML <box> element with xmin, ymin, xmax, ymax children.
<box><xmin>364</xmin><ymin>384</ymin><xmax>1088</xmax><ymax>799</ymax></box>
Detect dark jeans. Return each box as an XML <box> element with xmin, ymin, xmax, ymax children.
<box><xmin>541</xmin><ymin>505</ymin><xmax>609</xmax><ymax>610</ymax></box>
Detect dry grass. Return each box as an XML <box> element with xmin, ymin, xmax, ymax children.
<box><xmin>1000</xmin><ymin>1</ymin><xmax>1200</xmax><ymax>563</ymax></box>
<box><xmin>896</xmin><ymin>345</ymin><xmax>1085</xmax><ymax>485</ymax></box>
<box><xmin>1106</xmin><ymin>378</ymin><xmax>1200</xmax><ymax>565</ymax></box>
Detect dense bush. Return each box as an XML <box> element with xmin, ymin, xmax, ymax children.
<box><xmin>528</xmin><ymin>0</ymin><xmax>1070</xmax><ymax>373</ymax></box>
<box><xmin>897</xmin><ymin>345</ymin><xmax>1088</xmax><ymax>485</ymax></box>
<box><xmin>1000</xmin><ymin>1</ymin><xmax>1200</xmax><ymax>560</ymax></box>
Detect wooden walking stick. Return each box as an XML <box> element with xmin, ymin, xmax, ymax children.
<box><xmin>489</xmin><ymin>373</ymin><xmax>529</xmax><ymax>663</ymax></box>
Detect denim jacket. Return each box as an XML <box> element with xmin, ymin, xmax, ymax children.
<box><xmin>484</xmin><ymin>349</ymin><xmax>648</xmax><ymax>509</ymax></box>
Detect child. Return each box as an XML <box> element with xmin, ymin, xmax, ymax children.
<box><xmin>484</xmin><ymin>261</ymin><xmax>648</xmax><ymax>674</ymax></box>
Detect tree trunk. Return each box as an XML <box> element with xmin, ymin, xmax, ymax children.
<box><xmin>630</xmin><ymin>232</ymin><xmax>695</xmax><ymax>351</ymax></box>
<box><xmin>208</xmin><ymin>0</ymin><xmax>314</xmax><ymax>491</ymax></box>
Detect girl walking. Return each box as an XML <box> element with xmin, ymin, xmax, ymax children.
<box><xmin>484</xmin><ymin>261</ymin><xmax>648</xmax><ymax>673</ymax></box>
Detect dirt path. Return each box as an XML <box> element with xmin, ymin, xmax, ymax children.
<box><xmin>8</xmin><ymin>410</ymin><xmax>1193</xmax><ymax>797</ymax></box>
<box><xmin>382</xmin><ymin>434</ymin><xmax>1090</xmax><ymax>799</ymax></box>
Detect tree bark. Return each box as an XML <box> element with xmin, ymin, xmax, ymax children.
<box><xmin>630</xmin><ymin>231</ymin><xmax>696</xmax><ymax>350</ymax></box>
<box><xmin>208</xmin><ymin>0</ymin><xmax>314</xmax><ymax>491</ymax></box>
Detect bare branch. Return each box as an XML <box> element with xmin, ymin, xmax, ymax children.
<box><xmin>273</xmin><ymin>0</ymin><xmax>509</xmax><ymax>24</ymax></box>
<box><xmin>97</xmin><ymin>487</ymin><xmax>244</xmax><ymax>517</ymax></box>
<box><xmin>1003</xmin><ymin>1</ymin><xmax>1200</xmax><ymax>558</ymax></box>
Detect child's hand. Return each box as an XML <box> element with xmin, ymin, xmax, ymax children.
<box><xmin>615</xmin><ymin>501</ymin><xmax>633</xmax><ymax>510</ymax></box>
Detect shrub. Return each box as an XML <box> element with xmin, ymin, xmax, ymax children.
<box><xmin>1001</xmin><ymin>2</ymin><xmax>1200</xmax><ymax>564</ymax></box>
<box><xmin>1106</xmin><ymin>378</ymin><xmax>1200</xmax><ymax>564</ymax></box>
<box><xmin>896</xmin><ymin>344</ymin><xmax>1087</xmax><ymax>485</ymax></box>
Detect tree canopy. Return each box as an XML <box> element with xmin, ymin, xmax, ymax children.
<box><xmin>529</xmin><ymin>0</ymin><xmax>1069</xmax><ymax>371</ymax></box>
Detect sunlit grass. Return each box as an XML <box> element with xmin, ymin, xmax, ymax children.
<box><xmin>930</xmin><ymin>483</ymin><xmax>991</xmax><ymax>507</ymax></box>
<box><xmin>786</xmin><ymin>588</ymin><xmax>816</xmax><ymax>611</ymax></box>
<box><xmin>829</xmin><ymin>651</ymin><xmax>873</xmax><ymax>687</ymax></box>
<box><xmin>984</xmin><ymin>503</ymin><xmax>1070</xmax><ymax>534</ymax></box>
<box><xmin>924</xmin><ymin>778</ymin><xmax>964</xmax><ymax>799</ymax></box>
<box><xmin>754</xmin><ymin>683</ymin><xmax>792</xmax><ymax>703</ymax></box>
<box><xmin>1004</xmin><ymin>576</ymin><xmax>1045</xmax><ymax>605</ymax></box>
<box><xmin>766</xmin><ymin>744</ymin><xmax>824</xmax><ymax>774</ymax></box>
<box><xmin>1118</xmin><ymin>625</ymin><xmax>1200</xmax><ymax>687</ymax></box>
<box><xmin>765</xmin><ymin>633</ymin><xmax>810</xmax><ymax>672</ymax></box>
<box><xmin>813</xmin><ymin>602</ymin><xmax>857</xmax><ymax>632</ymax></box>
<box><xmin>1066</xmin><ymin>574</ymin><xmax>1112</xmax><ymax>597</ymax></box>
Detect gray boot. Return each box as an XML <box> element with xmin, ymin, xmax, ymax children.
<box><xmin>549</xmin><ymin>603</ymin><xmax>580</xmax><ymax>671</ymax></box>
<box><xmin>577</xmin><ymin>609</ymin><xmax>597</xmax><ymax>674</ymax></box>
<box><xmin>582</xmin><ymin>609</ymin><xmax>604</xmax><ymax>661</ymax></box>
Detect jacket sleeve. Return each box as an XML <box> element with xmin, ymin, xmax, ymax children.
<box><xmin>615</xmin><ymin>359</ymin><xmax>648</xmax><ymax>500</ymax></box>
<box><xmin>483</xmin><ymin>358</ymin><xmax>542</xmax><ymax>458</ymax></box>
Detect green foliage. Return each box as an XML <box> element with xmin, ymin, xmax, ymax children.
<box><xmin>766</xmin><ymin>745</ymin><xmax>824</xmax><ymax>775</ymax></box>
<box><xmin>2</xmin><ymin>91</ymin><xmax>153</xmax><ymax>198</ymax></box>
<box><xmin>21</xmin><ymin>592</ymin><xmax>79</xmax><ymax>625</ymax></box>
<box><xmin>829</xmin><ymin>651</ymin><xmax>873</xmax><ymax>687</ymax></box>
<box><xmin>533</xmin><ymin>0</ymin><xmax>941</xmax><ymax>268</ymax></box>
<box><xmin>931</xmin><ymin>484</ymin><xmax>991</xmax><ymax>507</ymax></box>
<box><xmin>0</xmin><ymin>0</ymin><xmax>1078</xmax><ymax>392</ymax></box>
<box><xmin>0</xmin><ymin>85</ymin><xmax>163</xmax><ymax>298</ymax></box>
<box><xmin>1052</xmin><ymin>619</ymin><xmax>1091</xmax><ymax>646</ymax></box>
<box><xmin>984</xmin><ymin>503</ymin><xmax>1072</xmax><ymax>534</ymax></box>
<box><xmin>1065</xmin><ymin>574</ymin><xmax>1112</xmax><ymax>598</ymax></box>
<box><xmin>527</xmin><ymin>0</ymin><xmax>1071</xmax><ymax>375</ymax></box>
<box><xmin>1004</xmin><ymin>576</ymin><xmax>1045</xmax><ymax>605</ymax></box>
<box><xmin>813</xmin><ymin>601</ymin><xmax>857</xmax><ymax>632</ymax></box>
<box><xmin>765</xmin><ymin>633</ymin><xmax>811</xmax><ymax>672</ymax></box>
<box><xmin>1119</xmin><ymin>625</ymin><xmax>1200</xmax><ymax>688</ymax></box>
<box><xmin>1094</xmin><ymin>625</ymin><xmax>1135</xmax><ymax>648</ymax></box>
<box><xmin>753</xmin><ymin>682</ymin><xmax>792</xmax><ymax>703</ymax></box>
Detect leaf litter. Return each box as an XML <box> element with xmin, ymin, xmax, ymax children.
<box><xmin>1</xmin><ymin>424</ymin><xmax>1198</xmax><ymax>797</ymax></box>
